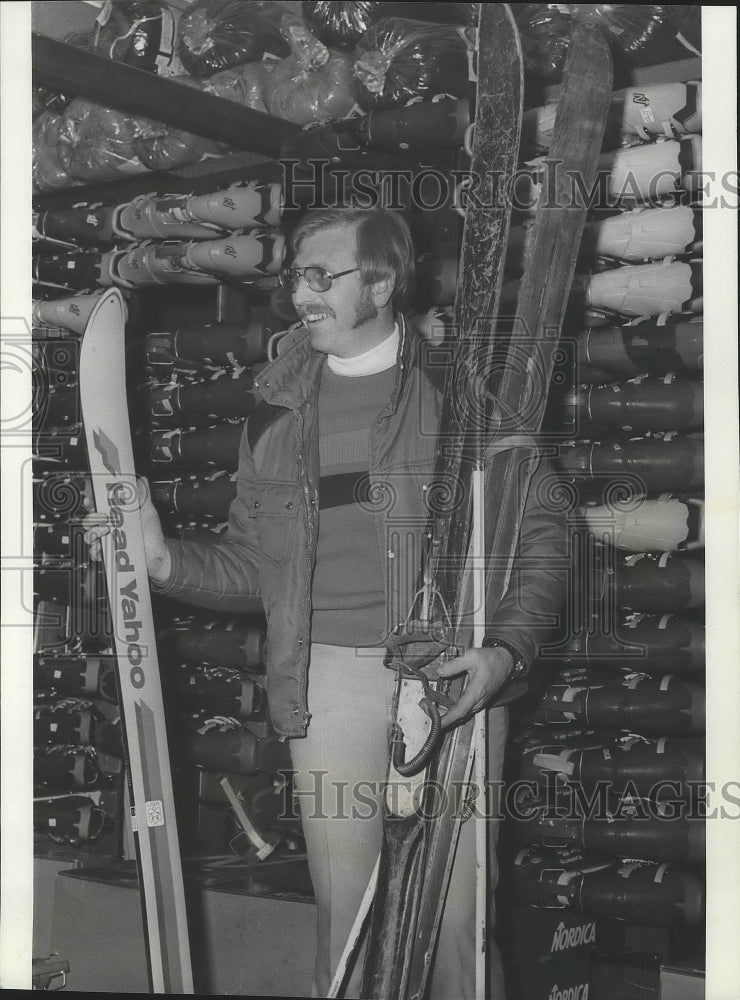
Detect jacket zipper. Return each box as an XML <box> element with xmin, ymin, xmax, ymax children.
<box><xmin>295</xmin><ymin>404</ymin><xmax>314</xmax><ymax>730</ymax></box>
<box><xmin>371</xmin><ymin>317</ymin><xmax>408</xmax><ymax>618</ymax></box>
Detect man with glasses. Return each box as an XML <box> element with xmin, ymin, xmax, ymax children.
<box><xmin>86</xmin><ymin>207</ymin><xmax>566</xmax><ymax>998</ymax></box>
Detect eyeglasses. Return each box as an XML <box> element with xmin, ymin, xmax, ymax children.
<box><xmin>278</xmin><ymin>265</ymin><xmax>360</xmax><ymax>293</ymax></box>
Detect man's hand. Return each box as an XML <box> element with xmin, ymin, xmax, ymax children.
<box><xmin>424</xmin><ymin>645</ymin><xmax>515</xmax><ymax>729</ymax></box>
<box><xmin>82</xmin><ymin>477</ymin><xmax>172</xmax><ymax>584</ymax></box>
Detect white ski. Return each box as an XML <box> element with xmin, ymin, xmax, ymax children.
<box><xmin>79</xmin><ymin>288</ymin><xmax>193</xmax><ymax>993</ymax></box>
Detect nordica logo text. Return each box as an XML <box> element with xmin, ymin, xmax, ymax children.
<box><xmin>108</xmin><ymin>483</ymin><xmax>146</xmax><ymax>689</ymax></box>
<box><xmin>551</xmin><ymin>921</ymin><xmax>596</xmax><ymax>953</ymax></box>
<box><xmin>548</xmin><ymin>984</ymin><xmax>589</xmax><ymax>1000</ymax></box>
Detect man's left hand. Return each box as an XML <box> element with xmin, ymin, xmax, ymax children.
<box><xmin>423</xmin><ymin>645</ymin><xmax>515</xmax><ymax>730</ymax></box>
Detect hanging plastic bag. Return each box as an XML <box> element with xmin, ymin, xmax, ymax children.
<box><xmin>301</xmin><ymin>1</ymin><xmax>386</xmax><ymax>50</ymax></box>
<box><xmin>351</xmin><ymin>17</ymin><xmax>470</xmax><ymax>112</ymax></box>
<box><xmin>177</xmin><ymin>0</ymin><xmax>289</xmax><ymax>78</ymax></box>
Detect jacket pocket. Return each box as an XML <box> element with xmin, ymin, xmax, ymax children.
<box><xmin>248</xmin><ymin>481</ymin><xmax>301</xmax><ymax>569</ymax></box>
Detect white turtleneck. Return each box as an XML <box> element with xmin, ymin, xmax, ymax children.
<box><xmin>326</xmin><ymin>323</ymin><xmax>399</xmax><ymax>377</ymax></box>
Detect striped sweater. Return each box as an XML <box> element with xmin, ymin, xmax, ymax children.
<box><xmin>311</xmin><ymin>349</ymin><xmax>398</xmax><ymax>646</ymax></box>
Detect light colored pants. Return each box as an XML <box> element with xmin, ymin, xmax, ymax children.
<box><xmin>289</xmin><ymin>643</ymin><xmax>508</xmax><ymax>1000</ymax></box>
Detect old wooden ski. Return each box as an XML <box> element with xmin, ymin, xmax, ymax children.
<box><xmin>79</xmin><ymin>288</ymin><xmax>193</xmax><ymax>993</ymax></box>
<box><xmin>360</xmin><ymin>11</ymin><xmax>613</xmax><ymax>1000</ymax></box>
<box><xmin>360</xmin><ymin>4</ymin><xmax>523</xmax><ymax>997</ymax></box>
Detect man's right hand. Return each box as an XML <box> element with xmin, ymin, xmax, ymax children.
<box><xmin>82</xmin><ymin>477</ymin><xmax>172</xmax><ymax>584</ymax></box>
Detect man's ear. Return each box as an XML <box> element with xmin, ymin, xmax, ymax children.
<box><xmin>371</xmin><ymin>273</ymin><xmax>395</xmax><ymax>309</ymax></box>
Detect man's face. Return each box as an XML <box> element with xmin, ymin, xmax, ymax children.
<box><xmin>291</xmin><ymin>225</ymin><xmax>389</xmax><ymax>357</ymax></box>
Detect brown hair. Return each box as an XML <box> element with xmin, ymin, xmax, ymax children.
<box><xmin>290</xmin><ymin>208</ymin><xmax>415</xmax><ymax>308</ymax></box>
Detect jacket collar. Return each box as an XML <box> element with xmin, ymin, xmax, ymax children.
<box><xmin>254</xmin><ymin>313</ymin><xmax>417</xmax><ymax>412</ymax></box>
<box><xmin>252</xmin><ymin>326</ymin><xmax>323</xmax><ymax>409</ymax></box>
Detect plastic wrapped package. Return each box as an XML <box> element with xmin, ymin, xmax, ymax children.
<box><xmin>60</xmin><ymin>98</ymin><xmax>143</xmax><ymax>183</ymax></box>
<box><xmin>512</xmin><ymin>4</ymin><xmax>572</xmax><ymax>85</ymax></box>
<box><xmin>351</xmin><ymin>17</ymin><xmax>471</xmax><ymax>112</ymax></box>
<box><xmin>261</xmin><ymin>20</ymin><xmax>355</xmax><ymax>124</ymax></box>
<box><xmin>302</xmin><ymin>1</ymin><xmax>386</xmax><ymax>50</ymax></box>
<box><xmin>133</xmin><ymin>120</ymin><xmax>218</xmax><ymax>171</ymax></box>
<box><xmin>514</xmin><ymin>5</ymin><xmax>694</xmax><ymax>84</ymax></box>
<box><xmin>132</xmin><ymin>77</ymin><xmax>221</xmax><ymax>171</ymax></box>
<box><xmin>135</xmin><ymin>65</ymin><xmax>272</xmax><ymax>169</ymax></box>
<box><xmin>279</xmin><ymin>11</ymin><xmax>333</xmax><ymax>69</ymax></box>
<box><xmin>177</xmin><ymin>0</ymin><xmax>289</xmax><ymax>78</ymax></box>
<box><xmin>262</xmin><ymin>51</ymin><xmax>355</xmax><ymax>123</ymax></box>
<box><xmin>90</xmin><ymin>0</ymin><xmax>182</xmax><ymax>75</ymax></box>
<box><xmin>204</xmin><ymin>62</ymin><xmax>269</xmax><ymax>113</ymax></box>
<box><xmin>564</xmin><ymin>5</ymin><xmax>677</xmax><ymax>62</ymax></box>
<box><xmin>33</xmin><ymin>112</ymin><xmax>76</xmax><ymax>192</ymax></box>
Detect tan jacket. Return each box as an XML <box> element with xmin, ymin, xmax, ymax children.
<box><xmin>156</xmin><ymin>316</ymin><xmax>568</xmax><ymax>737</ymax></box>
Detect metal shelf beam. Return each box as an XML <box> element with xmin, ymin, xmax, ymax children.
<box><xmin>32</xmin><ymin>33</ymin><xmax>300</xmax><ymax>159</ymax></box>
